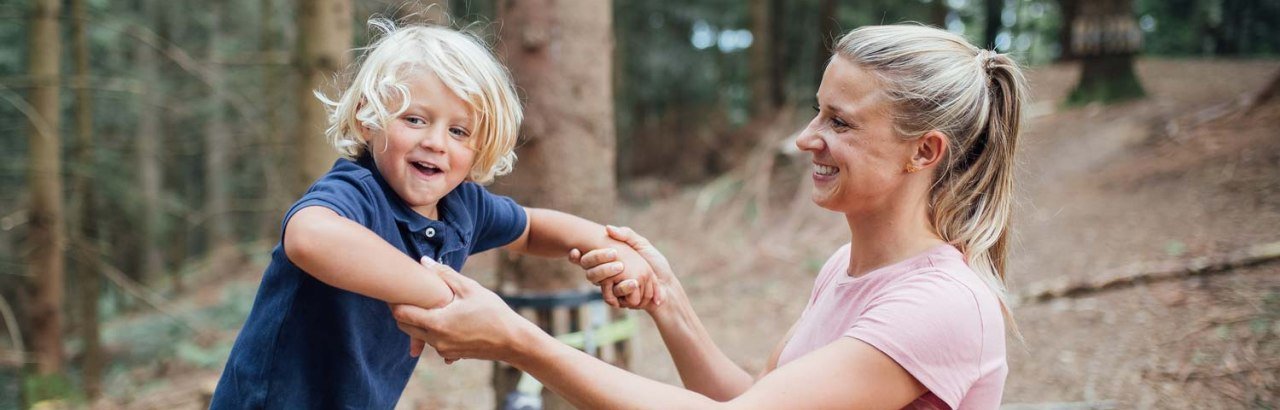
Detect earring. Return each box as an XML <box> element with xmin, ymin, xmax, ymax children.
<box><xmin>904</xmin><ymin>164</ymin><xmax>920</xmax><ymax>173</ymax></box>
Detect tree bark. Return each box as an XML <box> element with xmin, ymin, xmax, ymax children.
<box><xmin>295</xmin><ymin>0</ymin><xmax>352</xmax><ymax>193</ymax></box>
<box><xmin>493</xmin><ymin>0</ymin><xmax>618</xmax><ymax>408</ymax></box>
<box><xmin>25</xmin><ymin>0</ymin><xmax>65</xmax><ymax>376</ymax></box>
<box><xmin>396</xmin><ymin>0</ymin><xmax>449</xmax><ymax>25</ymax></box>
<box><xmin>1067</xmin><ymin>0</ymin><xmax>1146</xmax><ymax>104</ymax></box>
<box><xmin>259</xmin><ymin>0</ymin><xmax>289</xmax><ymax>240</ymax></box>
<box><xmin>931</xmin><ymin>0</ymin><xmax>950</xmax><ymax>29</ymax></box>
<box><xmin>985</xmin><ymin>0</ymin><xmax>1004</xmax><ymax>49</ymax></box>
<box><xmin>137</xmin><ymin>0</ymin><xmax>165</xmax><ymax>286</ymax></box>
<box><xmin>69</xmin><ymin>0</ymin><xmax>103</xmax><ymax>398</ymax></box>
<box><xmin>749</xmin><ymin>0</ymin><xmax>782</xmax><ymax>117</ymax></box>
<box><xmin>815</xmin><ymin>0</ymin><xmax>838</xmax><ymax>82</ymax></box>
<box><xmin>1056</xmin><ymin>0</ymin><xmax>1078</xmax><ymax>61</ymax></box>
<box><xmin>206</xmin><ymin>0</ymin><xmax>236</xmax><ymax>275</ymax></box>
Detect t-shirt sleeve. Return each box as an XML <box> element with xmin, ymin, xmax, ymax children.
<box><xmin>460</xmin><ymin>183</ymin><xmax>528</xmax><ymax>254</ymax></box>
<box><xmin>281</xmin><ymin>169</ymin><xmax>378</xmax><ymax>241</ymax></box>
<box><xmin>843</xmin><ymin>271</ymin><xmax>986</xmax><ymax>409</ymax></box>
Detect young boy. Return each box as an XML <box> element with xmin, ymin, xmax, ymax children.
<box><xmin>210</xmin><ymin>20</ymin><xmax>657</xmax><ymax>408</ymax></box>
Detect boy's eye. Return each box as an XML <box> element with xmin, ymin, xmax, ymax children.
<box><xmin>405</xmin><ymin>116</ymin><xmax>426</xmax><ymax>126</ymax></box>
<box><xmin>449</xmin><ymin>127</ymin><xmax>471</xmax><ymax>139</ymax></box>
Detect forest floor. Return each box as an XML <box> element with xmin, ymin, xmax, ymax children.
<box><xmin>76</xmin><ymin>58</ymin><xmax>1280</xmax><ymax>409</ymax></box>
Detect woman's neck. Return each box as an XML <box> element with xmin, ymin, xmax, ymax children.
<box><xmin>843</xmin><ymin>196</ymin><xmax>944</xmax><ymax>278</ymax></box>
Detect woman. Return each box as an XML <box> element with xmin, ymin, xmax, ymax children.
<box><xmin>395</xmin><ymin>24</ymin><xmax>1025</xmax><ymax>408</ymax></box>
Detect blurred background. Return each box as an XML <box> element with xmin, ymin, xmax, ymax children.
<box><xmin>1</xmin><ymin>0</ymin><xmax>1278</xmax><ymax>408</ymax></box>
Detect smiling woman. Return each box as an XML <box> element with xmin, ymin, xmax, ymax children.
<box><xmin>394</xmin><ymin>23</ymin><xmax>1027</xmax><ymax>409</ymax></box>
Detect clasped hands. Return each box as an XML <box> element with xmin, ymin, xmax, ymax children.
<box><xmin>394</xmin><ymin>226</ymin><xmax>676</xmax><ymax>363</ymax></box>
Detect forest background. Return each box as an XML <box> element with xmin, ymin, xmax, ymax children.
<box><xmin>2</xmin><ymin>0</ymin><xmax>1278</xmax><ymax>408</ymax></box>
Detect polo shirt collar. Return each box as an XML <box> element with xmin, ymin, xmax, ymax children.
<box><xmin>356</xmin><ymin>155</ymin><xmax>473</xmax><ymax>251</ymax></box>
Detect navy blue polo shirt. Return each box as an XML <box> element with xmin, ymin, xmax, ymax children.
<box><xmin>211</xmin><ymin>156</ymin><xmax>526</xmax><ymax>409</ymax></box>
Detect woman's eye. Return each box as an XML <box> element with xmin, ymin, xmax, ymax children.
<box><xmin>830</xmin><ymin>117</ymin><xmax>851</xmax><ymax>129</ymax></box>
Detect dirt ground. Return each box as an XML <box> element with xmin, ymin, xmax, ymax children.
<box><xmin>89</xmin><ymin>58</ymin><xmax>1280</xmax><ymax>409</ymax></box>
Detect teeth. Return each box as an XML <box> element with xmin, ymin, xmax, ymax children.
<box><xmin>815</xmin><ymin>164</ymin><xmax>838</xmax><ymax>176</ymax></box>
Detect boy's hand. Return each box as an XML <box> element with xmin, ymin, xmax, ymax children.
<box><xmin>570</xmin><ymin>226</ymin><xmax>665</xmax><ymax>310</ymax></box>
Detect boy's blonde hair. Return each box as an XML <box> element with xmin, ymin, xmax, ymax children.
<box><xmin>318</xmin><ymin>19</ymin><xmax>522</xmax><ymax>184</ymax></box>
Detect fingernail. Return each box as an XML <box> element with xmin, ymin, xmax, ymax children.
<box><xmin>613</xmin><ymin>263</ymin><xmax>624</xmax><ymax>273</ymax></box>
<box><xmin>606</xmin><ymin>249</ymin><xmax>617</xmax><ymax>258</ymax></box>
<box><xmin>420</xmin><ymin>256</ymin><xmax>437</xmax><ymax>265</ymax></box>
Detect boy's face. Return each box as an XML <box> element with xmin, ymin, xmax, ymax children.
<box><xmin>363</xmin><ymin>71</ymin><xmax>477</xmax><ymax>219</ymax></box>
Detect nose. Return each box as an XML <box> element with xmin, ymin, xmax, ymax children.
<box><xmin>795</xmin><ymin>120</ymin><xmax>825</xmax><ymax>153</ymax></box>
<box><xmin>418</xmin><ymin>124</ymin><xmax>449</xmax><ymax>153</ymax></box>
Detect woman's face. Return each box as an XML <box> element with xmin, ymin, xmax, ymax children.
<box><xmin>796</xmin><ymin>57</ymin><xmax>918</xmax><ymax>215</ymax></box>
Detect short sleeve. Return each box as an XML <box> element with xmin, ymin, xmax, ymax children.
<box><xmin>458</xmin><ymin>183</ymin><xmax>528</xmax><ymax>254</ymax></box>
<box><xmin>843</xmin><ymin>271</ymin><xmax>986</xmax><ymax>409</ymax></box>
<box><xmin>281</xmin><ymin>167</ymin><xmax>379</xmax><ymax>241</ymax></box>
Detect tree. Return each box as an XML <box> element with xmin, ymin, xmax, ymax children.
<box><xmin>814</xmin><ymin>0</ymin><xmax>838</xmax><ymax>83</ymax></box>
<box><xmin>136</xmin><ymin>0</ymin><xmax>165</xmax><ymax>285</ymax></box>
<box><xmin>295</xmin><ymin>0</ymin><xmax>352</xmax><ymax>193</ymax></box>
<box><xmin>68</xmin><ymin>0</ymin><xmax>103</xmax><ymax>398</ymax></box>
<box><xmin>24</xmin><ymin>0</ymin><xmax>66</xmax><ymax>381</ymax></box>
<box><xmin>205</xmin><ymin>0</ymin><xmax>236</xmax><ymax>275</ymax></box>
<box><xmin>749</xmin><ymin>0</ymin><xmax>783</xmax><ymax>117</ymax></box>
<box><xmin>396</xmin><ymin>0</ymin><xmax>449</xmax><ymax>25</ymax></box>
<box><xmin>493</xmin><ymin>0</ymin><xmax>619</xmax><ymax>407</ymax></box>
<box><xmin>1056</xmin><ymin>0</ymin><xmax>1078</xmax><ymax>60</ymax></box>
<box><xmin>985</xmin><ymin>0</ymin><xmax>1004</xmax><ymax>49</ymax></box>
<box><xmin>1066</xmin><ymin>0</ymin><xmax>1146</xmax><ymax>104</ymax></box>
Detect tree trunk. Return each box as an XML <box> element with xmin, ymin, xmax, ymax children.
<box><xmin>69</xmin><ymin>0</ymin><xmax>103</xmax><ymax>398</ymax></box>
<box><xmin>985</xmin><ymin>0</ymin><xmax>1003</xmax><ymax>49</ymax></box>
<box><xmin>396</xmin><ymin>0</ymin><xmax>449</xmax><ymax>25</ymax></box>
<box><xmin>1066</xmin><ymin>0</ymin><xmax>1145</xmax><ymax>104</ymax></box>
<box><xmin>295</xmin><ymin>0</ymin><xmax>352</xmax><ymax>194</ymax></box>
<box><xmin>205</xmin><ymin>0</ymin><xmax>236</xmax><ymax>275</ymax></box>
<box><xmin>259</xmin><ymin>0</ymin><xmax>289</xmax><ymax>240</ymax></box>
<box><xmin>493</xmin><ymin>0</ymin><xmax>618</xmax><ymax>408</ymax></box>
<box><xmin>137</xmin><ymin>0</ymin><xmax>165</xmax><ymax>286</ymax></box>
<box><xmin>749</xmin><ymin>0</ymin><xmax>782</xmax><ymax>117</ymax></box>
<box><xmin>25</xmin><ymin>0</ymin><xmax>65</xmax><ymax>377</ymax></box>
<box><xmin>815</xmin><ymin>0</ymin><xmax>838</xmax><ymax>82</ymax></box>
<box><xmin>931</xmin><ymin>0</ymin><xmax>949</xmax><ymax>29</ymax></box>
<box><xmin>1056</xmin><ymin>0</ymin><xmax>1078</xmax><ymax>61</ymax></box>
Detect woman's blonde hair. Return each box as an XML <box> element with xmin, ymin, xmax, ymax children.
<box><xmin>834</xmin><ymin>24</ymin><xmax>1026</xmax><ymax>321</ymax></box>
<box><xmin>318</xmin><ymin>18</ymin><xmax>522</xmax><ymax>184</ymax></box>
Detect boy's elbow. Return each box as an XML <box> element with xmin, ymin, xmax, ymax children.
<box><xmin>282</xmin><ymin>209</ymin><xmax>327</xmax><ymax>265</ymax></box>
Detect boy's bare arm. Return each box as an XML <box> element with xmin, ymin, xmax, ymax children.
<box><xmin>505</xmin><ymin>208</ymin><xmax>658</xmax><ymax>307</ymax></box>
<box><xmin>284</xmin><ymin>206</ymin><xmax>454</xmax><ymax>309</ymax></box>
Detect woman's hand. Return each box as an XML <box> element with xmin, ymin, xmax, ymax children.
<box><xmin>570</xmin><ymin>226</ymin><xmax>682</xmax><ymax>313</ymax></box>
<box><xmin>392</xmin><ymin>257</ymin><xmax>540</xmax><ymax>364</ymax></box>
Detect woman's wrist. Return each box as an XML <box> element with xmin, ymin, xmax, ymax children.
<box><xmin>504</xmin><ymin>318</ymin><xmax>551</xmax><ymax>365</ymax></box>
<box><xmin>650</xmin><ymin>283</ymin><xmax>694</xmax><ymax>329</ymax></box>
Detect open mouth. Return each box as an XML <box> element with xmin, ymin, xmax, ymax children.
<box><xmin>814</xmin><ymin>164</ymin><xmax>839</xmax><ymax>177</ymax></box>
<box><xmin>411</xmin><ymin>161</ymin><xmax>443</xmax><ymax>177</ymax></box>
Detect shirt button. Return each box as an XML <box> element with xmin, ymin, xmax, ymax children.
<box><xmin>424</xmin><ymin>227</ymin><xmax>436</xmax><ymax>238</ymax></box>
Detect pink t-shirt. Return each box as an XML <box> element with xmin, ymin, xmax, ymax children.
<box><xmin>777</xmin><ymin>243</ymin><xmax>1007</xmax><ymax>409</ymax></box>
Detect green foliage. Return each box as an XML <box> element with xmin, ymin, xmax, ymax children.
<box><xmin>1138</xmin><ymin>0</ymin><xmax>1280</xmax><ymax>56</ymax></box>
<box><xmin>22</xmin><ymin>372</ymin><xmax>77</xmax><ymax>406</ymax></box>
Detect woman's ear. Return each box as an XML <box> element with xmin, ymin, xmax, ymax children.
<box><xmin>911</xmin><ymin>130</ymin><xmax>948</xmax><ymax>171</ymax></box>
